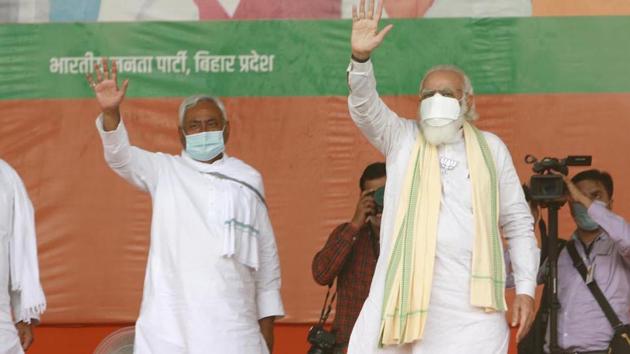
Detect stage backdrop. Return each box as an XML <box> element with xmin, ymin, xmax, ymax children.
<box><xmin>2</xmin><ymin>3</ymin><xmax>630</xmax><ymax>329</ymax></box>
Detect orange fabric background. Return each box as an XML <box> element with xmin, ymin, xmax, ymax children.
<box><xmin>533</xmin><ymin>0</ymin><xmax>630</xmax><ymax>16</ymax></box>
<box><xmin>28</xmin><ymin>322</ymin><xmax>527</xmax><ymax>354</ymax></box>
<box><xmin>2</xmin><ymin>94</ymin><xmax>630</xmax><ymax>325</ymax></box>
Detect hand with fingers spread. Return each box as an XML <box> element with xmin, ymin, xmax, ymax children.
<box><xmin>511</xmin><ymin>293</ymin><xmax>535</xmax><ymax>343</ymax></box>
<box><xmin>351</xmin><ymin>0</ymin><xmax>394</xmax><ymax>61</ymax></box>
<box><xmin>86</xmin><ymin>57</ymin><xmax>129</xmax><ymax>131</ymax></box>
<box><xmin>351</xmin><ymin>189</ymin><xmax>377</xmax><ymax>229</ymax></box>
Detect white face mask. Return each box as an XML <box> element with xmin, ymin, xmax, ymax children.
<box><xmin>419</xmin><ymin>93</ymin><xmax>461</xmax><ymax>127</ymax></box>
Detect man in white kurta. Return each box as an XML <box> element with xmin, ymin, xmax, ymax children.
<box><xmin>346</xmin><ymin>1</ymin><xmax>539</xmax><ymax>353</ymax></box>
<box><xmin>0</xmin><ymin>160</ymin><xmax>46</xmax><ymax>354</ymax></box>
<box><xmin>88</xmin><ymin>59</ymin><xmax>284</xmax><ymax>354</ymax></box>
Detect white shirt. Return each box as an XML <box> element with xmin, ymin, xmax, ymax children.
<box><xmin>96</xmin><ymin>117</ymin><xmax>284</xmax><ymax>354</ymax></box>
<box><xmin>346</xmin><ymin>60</ymin><xmax>539</xmax><ymax>354</ymax></box>
<box><xmin>0</xmin><ymin>160</ymin><xmax>44</xmax><ymax>354</ymax></box>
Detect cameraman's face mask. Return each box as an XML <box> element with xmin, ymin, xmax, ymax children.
<box><xmin>570</xmin><ymin>202</ymin><xmax>600</xmax><ymax>231</ymax></box>
<box><xmin>419</xmin><ymin>93</ymin><xmax>461</xmax><ymax>127</ymax></box>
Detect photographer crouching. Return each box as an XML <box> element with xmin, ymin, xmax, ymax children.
<box><xmin>311</xmin><ymin>163</ymin><xmax>386</xmax><ymax>354</ymax></box>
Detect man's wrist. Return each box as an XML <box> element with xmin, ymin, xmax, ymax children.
<box><xmin>351</xmin><ymin>53</ymin><xmax>370</xmax><ymax>63</ymax></box>
<box><xmin>342</xmin><ymin>222</ymin><xmax>363</xmax><ymax>242</ymax></box>
<box><xmin>102</xmin><ymin>109</ymin><xmax>122</xmax><ymax>131</ymax></box>
<box><xmin>349</xmin><ymin>220</ymin><xmax>363</xmax><ymax>231</ymax></box>
<box><xmin>102</xmin><ymin>107</ymin><xmax>120</xmax><ymax>119</ymax></box>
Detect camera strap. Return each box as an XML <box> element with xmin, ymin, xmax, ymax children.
<box><xmin>566</xmin><ymin>240</ymin><xmax>625</xmax><ymax>330</ymax></box>
<box><xmin>317</xmin><ymin>279</ymin><xmax>337</xmax><ymax>326</ymax></box>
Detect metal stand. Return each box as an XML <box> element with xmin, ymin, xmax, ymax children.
<box><xmin>545</xmin><ymin>203</ymin><xmax>563</xmax><ymax>354</ymax></box>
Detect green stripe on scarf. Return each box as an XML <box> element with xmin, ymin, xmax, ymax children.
<box><xmin>379</xmin><ymin>121</ymin><xmax>505</xmax><ymax>346</ymax></box>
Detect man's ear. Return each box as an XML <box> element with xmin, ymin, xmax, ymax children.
<box><xmin>179</xmin><ymin>127</ymin><xmax>186</xmax><ymax>149</ymax></box>
<box><xmin>223</xmin><ymin>121</ymin><xmax>231</xmax><ymax>144</ymax></box>
<box><xmin>466</xmin><ymin>93</ymin><xmax>475</xmax><ymax>113</ymax></box>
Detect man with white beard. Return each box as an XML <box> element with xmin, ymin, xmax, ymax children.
<box><xmin>344</xmin><ymin>1</ymin><xmax>539</xmax><ymax>353</ymax></box>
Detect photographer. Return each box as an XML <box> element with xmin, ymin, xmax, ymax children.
<box><xmin>311</xmin><ymin>162</ymin><xmax>385</xmax><ymax>353</ymax></box>
<box><xmin>547</xmin><ymin>170</ymin><xmax>630</xmax><ymax>353</ymax></box>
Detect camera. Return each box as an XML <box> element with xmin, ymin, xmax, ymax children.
<box><xmin>525</xmin><ymin>155</ymin><xmax>591</xmax><ymax>204</ymax></box>
<box><xmin>372</xmin><ymin>186</ymin><xmax>385</xmax><ymax>214</ymax></box>
<box><xmin>307</xmin><ymin>325</ymin><xmax>336</xmax><ymax>354</ymax></box>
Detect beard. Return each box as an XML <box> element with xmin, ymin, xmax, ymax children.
<box><xmin>418</xmin><ymin>95</ymin><xmax>471</xmax><ymax>146</ymax></box>
<box><xmin>419</xmin><ymin>116</ymin><xmax>464</xmax><ymax>146</ymax></box>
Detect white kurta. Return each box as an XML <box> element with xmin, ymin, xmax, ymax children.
<box><xmin>96</xmin><ymin>118</ymin><xmax>284</xmax><ymax>354</ymax></box>
<box><xmin>346</xmin><ymin>60</ymin><xmax>539</xmax><ymax>354</ymax></box>
<box><xmin>0</xmin><ymin>160</ymin><xmax>44</xmax><ymax>354</ymax></box>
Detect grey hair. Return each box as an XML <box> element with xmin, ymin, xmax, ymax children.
<box><xmin>178</xmin><ymin>95</ymin><xmax>228</xmax><ymax>126</ymax></box>
<box><xmin>419</xmin><ymin>64</ymin><xmax>479</xmax><ymax>121</ymax></box>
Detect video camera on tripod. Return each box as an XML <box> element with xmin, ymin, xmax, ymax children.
<box><xmin>521</xmin><ymin>154</ymin><xmax>591</xmax><ymax>354</ymax></box>
<box><xmin>525</xmin><ymin>155</ymin><xmax>592</xmax><ymax>205</ymax></box>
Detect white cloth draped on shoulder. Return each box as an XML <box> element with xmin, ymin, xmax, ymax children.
<box><xmin>180</xmin><ymin>152</ymin><xmax>266</xmax><ymax>270</ymax></box>
<box><xmin>0</xmin><ymin>159</ymin><xmax>46</xmax><ymax>354</ymax></box>
<box><xmin>345</xmin><ymin>60</ymin><xmax>539</xmax><ymax>354</ymax></box>
<box><xmin>96</xmin><ymin>116</ymin><xmax>284</xmax><ymax>354</ymax></box>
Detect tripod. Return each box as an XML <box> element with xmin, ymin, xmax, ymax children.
<box><xmin>541</xmin><ymin>201</ymin><xmax>565</xmax><ymax>354</ymax></box>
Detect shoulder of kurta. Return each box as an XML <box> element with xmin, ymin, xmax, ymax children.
<box><xmin>0</xmin><ymin>159</ymin><xmax>19</xmax><ymax>186</ymax></box>
<box><xmin>393</xmin><ymin>118</ymin><xmax>421</xmax><ymax>145</ymax></box>
<box><xmin>225</xmin><ymin>157</ymin><xmax>265</xmax><ymax>191</ymax></box>
<box><xmin>479</xmin><ymin>130</ymin><xmax>511</xmax><ymax>164</ymax></box>
<box><xmin>0</xmin><ymin>159</ymin><xmax>14</xmax><ymax>175</ymax></box>
<box><xmin>479</xmin><ymin>130</ymin><xmax>506</xmax><ymax>149</ymax></box>
<box><xmin>402</xmin><ymin>117</ymin><xmax>420</xmax><ymax>131</ymax></box>
<box><xmin>227</xmin><ymin>157</ymin><xmax>262</xmax><ymax>177</ymax></box>
<box><xmin>156</xmin><ymin>151</ymin><xmax>187</xmax><ymax>167</ymax></box>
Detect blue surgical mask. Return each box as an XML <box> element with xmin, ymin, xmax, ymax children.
<box><xmin>185</xmin><ymin>130</ymin><xmax>224</xmax><ymax>162</ymax></box>
<box><xmin>570</xmin><ymin>202</ymin><xmax>600</xmax><ymax>231</ymax></box>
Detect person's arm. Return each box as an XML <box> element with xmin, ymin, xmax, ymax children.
<box><xmin>348</xmin><ymin>60</ymin><xmax>408</xmax><ymax>156</ymax></box>
<box><xmin>589</xmin><ymin>204</ymin><xmax>630</xmax><ymax>262</ymax></box>
<box><xmin>259</xmin><ymin>316</ymin><xmax>275</xmax><ymax>352</ymax></box>
<box><xmin>348</xmin><ymin>0</ymin><xmax>407</xmax><ymax>157</ymax></box>
<box><xmin>89</xmin><ymin>58</ymin><xmax>160</xmax><ymax>193</ymax></box>
<box><xmin>497</xmin><ymin>141</ymin><xmax>539</xmax><ymax>298</ymax></box>
<box><xmin>495</xmin><ymin>138</ymin><xmax>539</xmax><ymax>342</ymax></box>
<box><xmin>3</xmin><ymin>161</ymin><xmax>45</xmax><ymax>352</ymax></box>
<box><xmin>312</xmin><ymin>189</ymin><xmax>376</xmax><ymax>285</ymax></box>
<box><xmin>15</xmin><ymin>321</ymin><xmax>35</xmax><ymax>351</ymax></box>
<box><xmin>312</xmin><ymin>223</ymin><xmax>362</xmax><ymax>285</ymax></box>
<box><xmin>565</xmin><ymin>180</ymin><xmax>630</xmax><ymax>263</ymax></box>
<box><xmin>95</xmin><ymin>117</ymin><xmax>161</xmax><ymax>193</ymax></box>
<box><xmin>254</xmin><ymin>208</ymin><xmax>285</xmax><ymax>351</ymax></box>
<box><xmin>10</xmin><ymin>290</ymin><xmax>38</xmax><ymax>351</ymax></box>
